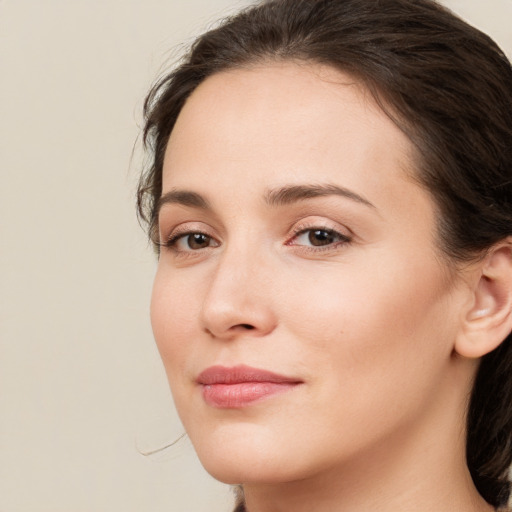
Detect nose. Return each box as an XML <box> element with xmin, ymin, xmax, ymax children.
<box><xmin>200</xmin><ymin>244</ymin><xmax>278</xmax><ymax>340</ymax></box>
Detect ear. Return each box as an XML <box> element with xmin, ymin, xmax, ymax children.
<box><xmin>455</xmin><ymin>241</ymin><xmax>512</xmax><ymax>359</ymax></box>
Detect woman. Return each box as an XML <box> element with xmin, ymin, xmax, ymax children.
<box><xmin>137</xmin><ymin>0</ymin><xmax>512</xmax><ymax>510</ymax></box>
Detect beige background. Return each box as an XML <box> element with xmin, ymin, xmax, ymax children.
<box><xmin>1</xmin><ymin>1</ymin><xmax>510</xmax><ymax>511</ymax></box>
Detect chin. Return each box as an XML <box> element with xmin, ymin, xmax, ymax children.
<box><xmin>189</xmin><ymin>426</ymin><xmax>307</xmax><ymax>485</ymax></box>
<box><xmin>200</xmin><ymin>455</ymin><xmax>300</xmax><ymax>486</ymax></box>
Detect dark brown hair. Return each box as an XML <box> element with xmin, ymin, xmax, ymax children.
<box><xmin>137</xmin><ymin>0</ymin><xmax>512</xmax><ymax>507</ymax></box>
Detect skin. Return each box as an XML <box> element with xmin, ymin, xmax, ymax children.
<box><xmin>151</xmin><ymin>62</ymin><xmax>496</xmax><ymax>512</ymax></box>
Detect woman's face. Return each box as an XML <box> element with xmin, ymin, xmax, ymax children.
<box><xmin>151</xmin><ymin>63</ymin><xmax>468</xmax><ymax>484</ymax></box>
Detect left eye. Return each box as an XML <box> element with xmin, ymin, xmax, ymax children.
<box><xmin>292</xmin><ymin>228</ymin><xmax>350</xmax><ymax>247</ymax></box>
<box><xmin>168</xmin><ymin>232</ymin><xmax>219</xmax><ymax>251</ymax></box>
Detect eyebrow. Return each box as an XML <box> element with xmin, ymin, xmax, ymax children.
<box><xmin>156</xmin><ymin>183</ymin><xmax>376</xmax><ymax>216</ymax></box>
<box><xmin>157</xmin><ymin>190</ymin><xmax>211</xmax><ymax>214</ymax></box>
<box><xmin>264</xmin><ymin>184</ymin><xmax>376</xmax><ymax>209</ymax></box>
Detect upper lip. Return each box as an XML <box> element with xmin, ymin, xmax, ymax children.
<box><xmin>197</xmin><ymin>365</ymin><xmax>302</xmax><ymax>385</ymax></box>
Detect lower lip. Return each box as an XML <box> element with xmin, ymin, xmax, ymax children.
<box><xmin>201</xmin><ymin>382</ymin><xmax>299</xmax><ymax>408</ymax></box>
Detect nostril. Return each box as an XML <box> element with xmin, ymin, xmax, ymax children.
<box><xmin>240</xmin><ymin>324</ymin><xmax>255</xmax><ymax>330</ymax></box>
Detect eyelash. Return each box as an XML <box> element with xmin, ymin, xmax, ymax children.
<box><xmin>287</xmin><ymin>225</ymin><xmax>352</xmax><ymax>251</ymax></box>
<box><xmin>162</xmin><ymin>229</ymin><xmax>218</xmax><ymax>253</ymax></box>
<box><xmin>161</xmin><ymin>224</ymin><xmax>352</xmax><ymax>255</ymax></box>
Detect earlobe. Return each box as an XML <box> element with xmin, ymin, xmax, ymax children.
<box><xmin>455</xmin><ymin>242</ymin><xmax>512</xmax><ymax>359</ymax></box>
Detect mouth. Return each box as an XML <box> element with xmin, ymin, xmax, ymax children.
<box><xmin>196</xmin><ymin>365</ymin><xmax>303</xmax><ymax>408</ymax></box>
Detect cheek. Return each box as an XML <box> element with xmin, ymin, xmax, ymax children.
<box><xmin>280</xmin><ymin>250</ymin><xmax>455</xmax><ymax>394</ymax></box>
<box><xmin>150</xmin><ymin>266</ymin><xmax>200</xmax><ymax>377</ymax></box>
<box><xmin>267</xmin><ymin>255</ymin><xmax>456</xmax><ymax>464</ymax></box>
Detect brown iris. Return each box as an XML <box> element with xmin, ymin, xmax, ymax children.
<box><xmin>308</xmin><ymin>229</ymin><xmax>338</xmax><ymax>246</ymax></box>
<box><xmin>187</xmin><ymin>233</ymin><xmax>211</xmax><ymax>249</ymax></box>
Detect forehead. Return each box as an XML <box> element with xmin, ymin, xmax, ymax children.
<box><xmin>162</xmin><ymin>62</ymin><xmax>417</xmax><ymax>210</ymax></box>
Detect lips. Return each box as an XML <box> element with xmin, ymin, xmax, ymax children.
<box><xmin>197</xmin><ymin>365</ymin><xmax>302</xmax><ymax>408</ymax></box>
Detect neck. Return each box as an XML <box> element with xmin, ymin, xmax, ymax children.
<box><xmin>242</xmin><ymin>362</ymin><xmax>494</xmax><ymax>512</ymax></box>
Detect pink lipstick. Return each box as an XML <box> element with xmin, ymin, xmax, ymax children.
<box><xmin>197</xmin><ymin>365</ymin><xmax>302</xmax><ymax>408</ymax></box>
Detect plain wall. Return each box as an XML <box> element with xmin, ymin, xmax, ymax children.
<box><xmin>1</xmin><ymin>1</ymin><xmax>510</xmax><ymax>511</ymax></box>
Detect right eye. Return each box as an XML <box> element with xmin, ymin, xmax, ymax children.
<box><xmin>165</xmin><ymin>232</ymin><xmax>219</xmax><ymax>252</ymax></box>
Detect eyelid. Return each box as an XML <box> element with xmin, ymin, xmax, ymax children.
<box><xmin>285</xmin><ymin>218</ymin><xmax>353</xmax><ymax>252</ymax></box>
<box><xmin>159</xmin><ymin>222</ymin><xmax>220</xmax><ymax>251</ymax></box>
<box><xmin>158</xmin><ymin>217</ymin><xmax>353</xmax><ymax>255</ymax></box>
<box><xmin>288</xmin><ymin>217</ymin><xmax>352</xmax><ymax>240</ymax></box>
<box><xmin>169</xmin><ymin>230</ymin><xmax>214</xmax><ymax>244</ymax></box>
